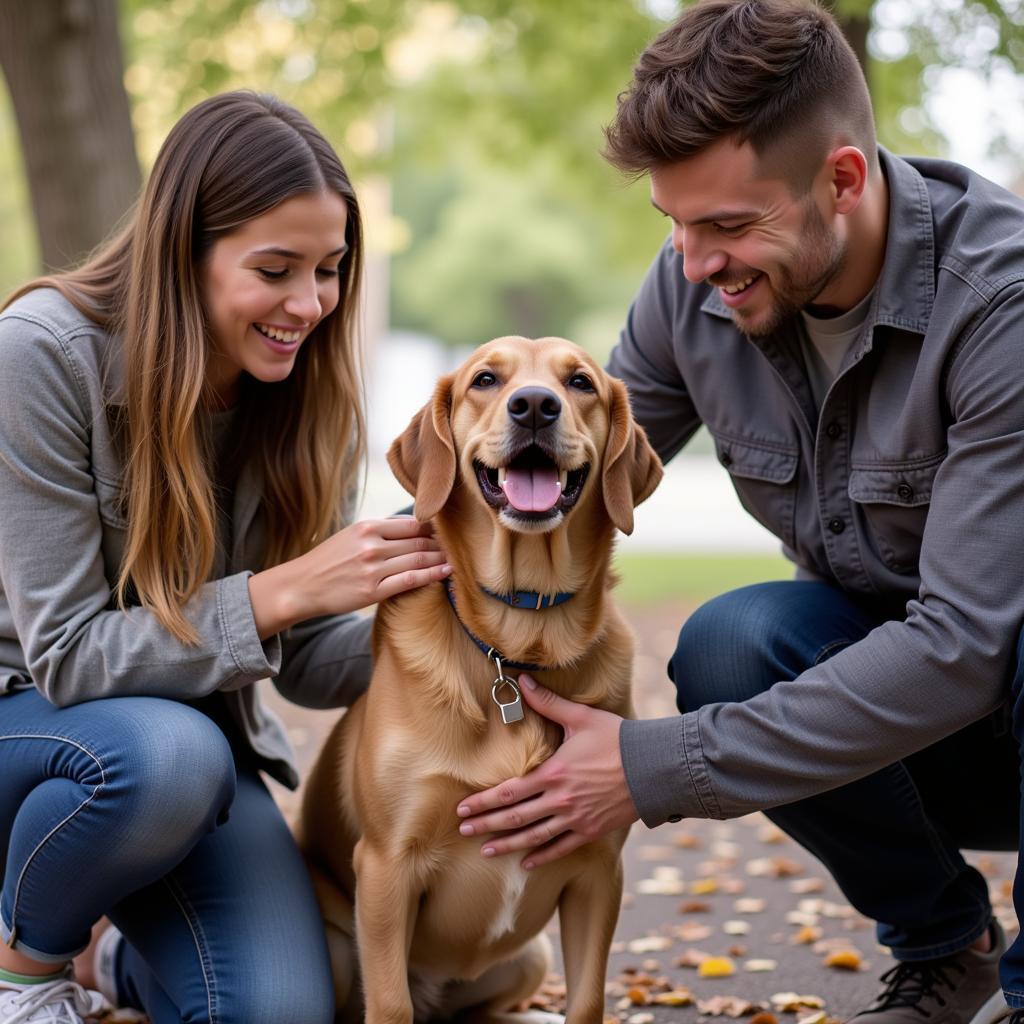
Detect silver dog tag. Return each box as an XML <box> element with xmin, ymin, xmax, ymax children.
<box><xmin>491</xmin><ymin>676</ymin><xmax>524</xmax><ymax>725</ymax></box>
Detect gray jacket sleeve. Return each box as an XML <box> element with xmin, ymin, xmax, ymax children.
<box><xmin>0</xmin><ymin>311</ymin><xmax>281</xmax><ymax>706</ymax></box>
<box><xmin>621</xmin><ymin>282</ymin><xmax>1024</xmax><ymax>824</ymax></box>
<box><xmin>274</xmin><ymin>612</ymin><xmax>373</xmax><ymax>709</ymax></box>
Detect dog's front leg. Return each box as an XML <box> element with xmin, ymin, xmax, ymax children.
<box><xmin>354</xmin><ymin>837</ymin><xmax>419</xmax><ymax>1024</ymax></box>
<box><xmin>557</xmin><ymin>847</ymin><xmax>625</xmax><ymax>1024</ymax></box>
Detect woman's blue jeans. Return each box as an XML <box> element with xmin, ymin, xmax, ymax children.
<box><xmin>670</xmin><ymin>581</ymin><xmax>1024</xmax><ymax>1002</ymax></box>
<box><xmin>0</xmin><ymin>689</ymin><xmax>334</xmax><ymax>1024</ymax></box>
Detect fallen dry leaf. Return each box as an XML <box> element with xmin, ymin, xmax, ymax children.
<box><xmin>745</xmin><ymin>959</ymin><xmax>778</xmax><ymax>972</ymax></box>
<box><xmin>791</xmin><ymin>924</ymin><xmax>823</xmax><ymax>944</ymax></box>
<box><xmin>627</xmin><ymin>936</ymin><xmax>672</xmax><ymax>954</ymax></box>
<box><xmin>798</xmin><ymin>1012</ymin><xmax>827</xmax><ymax>1024</ymax></box>
<box><xmin>788</xmin><ymin>877</ymin><xmax>825</xmax><ymax>894</ymax></box>
<box><xmin>771</xmin><ymin>993</ymin><xmax>827</xmax><ymax>1012</ymax></box>
<box><xmin>735</xmin><ymin>897</ymin><xmax>767</xmax><ymax>913</ymax></box>
<box><xmin>821</xmin><ymin>901</ymin><xmax>856</xmax><ymax>919</ymax></box>
<box><xmin>675</xmin><ymin>948</ymin><xmax>712</xmax><ymax>968</ymax></box>
<box><xmin>712</xmin><ymin>840</ymin><xmax>742</xmax><ymax>859</ymax></box>
<box><xmin>786</xmin><ymin>910</ymin><xmax>820</xmax><ymax>927</ymax></box>
<box><xmin>697</xmin><ymin>995</ymin><xmax>766</xmax><ymax>1017</ymax></box>
<box><xmin>650</xmin><ymin>989</ymin><xmax>695</xmax><ymax>1006</ymax></box>
<box><xmin>823</xmin><ymin>949</ymin><xmax>864</xmax><ymax>971</ymax></box>
<box><xmin>747</xmin><ymin>856</ymin><xmax>803</xmax><ymax>878</ymax></box>
<box><xmin>698</xmin><ymin>956</ymin><xmax>736</xmax><ymax>978</ymax></box>
<box><xmin>723</xmin><ymin>920</ymin><xmax>752</xmax><ymax>935</ymax></box>
<box><xmin>671</xmin><ymin>831</ymin><xmax>702</xmax><ymax>849</ymax></box>
<box><xmin>721</xmin><ymin>877</ymin><xmax>748</xmax><ymax>894</ymax></box>
<box><xmin>636</xmin><ymin>877</ymin><xmax>686</xmax><ymax>896</ymax></box>
<box><xmin>678</xmin><ymin>899</ymin><xmax>712</xmax><ymax>913</ymax></box>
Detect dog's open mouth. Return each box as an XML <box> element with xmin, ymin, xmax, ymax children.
<box><xmin>475</xmin><ymin>446</ymin><xmax>589</xmax><ymax>520</ymax></box>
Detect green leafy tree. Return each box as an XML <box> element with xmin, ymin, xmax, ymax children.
<box><xmin>2</xmin><ymin>0</ymin><xmax>1022</xmax><ymax>313</ymax></box>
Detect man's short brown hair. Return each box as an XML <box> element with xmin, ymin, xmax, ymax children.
<box><xmin>603</xmin><ymin>0</ymin><xmax>878</xmax><ymax>192</ymax></box>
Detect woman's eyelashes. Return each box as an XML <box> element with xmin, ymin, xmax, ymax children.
<box><xmin>255</xmin><ymin>265</ymin><xmax>341</xmax><ymax>281</ymax></box>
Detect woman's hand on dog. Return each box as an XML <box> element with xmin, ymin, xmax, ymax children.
<box><xmin>248</xmin><ymin>516</ymin><xmax>451</xmax><ymax>637</ymax></box>
<box><xmin>455</xmin><ymin>674</ymin><xmax>640</xmax><ymax>868</ymax></box>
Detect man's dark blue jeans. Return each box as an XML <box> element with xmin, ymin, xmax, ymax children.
<box><xmin>669</xmin><ymin>580</ymin><xmax>1023</xmax><ymax>1003</ymax></box>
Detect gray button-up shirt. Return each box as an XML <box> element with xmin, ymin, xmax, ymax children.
<box><xmin>610</xmin><ymin>148</ymin><xmax>1024</xmax><ymax>824</ymax></box>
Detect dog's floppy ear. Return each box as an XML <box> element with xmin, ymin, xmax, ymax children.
<box><xmin>601</xmin><ymin>377</ymin><xmax>663</xmax><ymax>535</ymax></box>
<box><xmin>387</xmin><ymin>373</ymin><xmax>457</xmax><ymax>521</ymax></box>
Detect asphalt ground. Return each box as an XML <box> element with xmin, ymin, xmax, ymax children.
<box><xmin>263</xmin><ymin>598</ymin><xmax>1018</xmax><ymax>1023</ymax></box>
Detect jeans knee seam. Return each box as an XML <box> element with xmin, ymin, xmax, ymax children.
<box><xmin>0</xmin><ymin>732</ymin><xmax>106</xmax><ymax>775</ymax></box>
<box><xmin>812</xmin><ymin>639</ymin><xmax>851</xmax><ymax>666</ymax></box>
<box><xmin>1</xmin><ymin>734</ymin><xmax>107</xmax><ymax>951</ymax></box>
<box><xmin>162</xmin><ymin>873</ymin><xmax>218</xmax><ymax>1024</ymax></box>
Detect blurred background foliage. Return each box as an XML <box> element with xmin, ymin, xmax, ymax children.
<box><xmin>1</xmin><ymin>0</ymin><xmax>1022</xmax><ymax>358</ymax></box>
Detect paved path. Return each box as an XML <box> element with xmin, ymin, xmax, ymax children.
<box><xmin>265</xmin><ymin>599</ymin><xmax>1018</xmax><ymax>1022</ymax></box>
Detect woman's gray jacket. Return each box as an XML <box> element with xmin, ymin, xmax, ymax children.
<box><xmin>0</xmin><ymin>288</ymin><xmax>372</xmax><ymax>788</ymax></box>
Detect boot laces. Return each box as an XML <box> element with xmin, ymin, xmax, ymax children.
<box><xmin>868</xmin><ymin>959</ymin><xmax>967</xmax><ymax>1017</ymax></box>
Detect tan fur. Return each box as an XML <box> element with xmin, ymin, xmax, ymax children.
<box><xmin>299</xmin><ymin>337</ymin><xmax>662</xmax><ymax>1023</ymax></box>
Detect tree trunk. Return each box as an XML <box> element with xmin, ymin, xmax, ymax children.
<box><xmin>0</xmin><ymin>0</ymin><xmax>141</xmax><ymax>271</ymax></box>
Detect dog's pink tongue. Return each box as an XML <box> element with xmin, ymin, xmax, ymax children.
<box><xmin>501</xmin><ymin>466</ymin><xmax>561</xmax><ymax>512</ymax></box>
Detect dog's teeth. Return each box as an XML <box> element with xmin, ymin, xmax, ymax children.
<box><xmin>559</xmin><ymin>469</ymin><xmax>568</xmax><ymax>493</ymax></box>
<box><xmin>498</xmin><ymin>467</ymin><xmax>507</xmax><ymax>488</ymax></box>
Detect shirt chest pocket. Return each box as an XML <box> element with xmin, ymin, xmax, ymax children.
<box><xmin>847</xmin><ymin>454</ymin><xmax>944</xmax><ymax>574</ymax></box>
<box><xmin>712</xmin><ymin>434</ymin><xmax>799</xmax><ymax>550</ymax></box>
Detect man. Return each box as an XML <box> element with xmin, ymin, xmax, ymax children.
<box><xmin>455</xmin><ymin>1</ymin><xmax>1024</xmax><ymax>1020</ymax></box>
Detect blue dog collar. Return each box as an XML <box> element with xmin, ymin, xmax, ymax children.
<box><xmin>480</xmin><ymin>586</ymin><xmax>574</xmax><ymax>611</ymax></box>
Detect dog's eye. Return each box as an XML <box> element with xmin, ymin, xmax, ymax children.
<box><xmin>472</xmin><ymin>371</ymin><xmax>498</xmax><ymax>388</ymax></box>
<box><xmin>568</xmin><ymin>373</ymin><xmax>595</xmax><ymax>392</ymax></box>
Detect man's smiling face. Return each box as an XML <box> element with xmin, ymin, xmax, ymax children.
<box><xmin>650</xmin><ymin>137</ymin><xmax>846</xmax><ymax>337</ymax></box>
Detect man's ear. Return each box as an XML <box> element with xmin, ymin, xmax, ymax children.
<box><xmin>601</xmin><ymin>377</ymin><xmax>663</xmax><ymax>535</ymax></box>
<box><xmin>829</xmin><ymin>145</ymin><xmax>869</xmax><ymax>215</ymax></box>
<box><xmin>387</xmin><ymin>373</ymin><xmax>457</xmax><ymax>521</ymax></box>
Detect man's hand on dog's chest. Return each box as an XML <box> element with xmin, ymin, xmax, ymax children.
<box><xmin>455</xmin><ymin>674</ymin><xmax>640</xmax><ymax>868</ymax></box>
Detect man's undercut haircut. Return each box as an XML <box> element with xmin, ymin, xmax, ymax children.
<box><xmin>604</xmin><ymin>0</ymin><xmax>878</xmax><ymax>193</ymax></box>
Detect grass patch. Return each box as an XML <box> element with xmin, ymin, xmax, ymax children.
<box><xmin>612</xmin><ymin>550</ymin><xmax>791</xmax><ymax>606</ymax></box>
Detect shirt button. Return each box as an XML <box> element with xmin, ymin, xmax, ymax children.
<box><xmin>896</xmin><ymin>483</ymin><xmax>914</xmax><ymax>502</ymax></box>
<box><xmin>720</xmin><ymin>451</ymin><xmax>733</xmax><ymax>468</ymax></box>
<box><xmin>827</xmin><ymin>517</ymin><xmax>846</xmax><ymax>534</ymax></box>
<box><xmin>667</xmin><ymin>814</ymin><xmax>683</xmax><ymax>823</ymax></box>
<box><xmin>825</xmin><ymin>421</ymin><xmax>842</xmax><ymax>440</ymax></box>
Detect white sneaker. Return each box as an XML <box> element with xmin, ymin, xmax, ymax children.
<box><xmin>0</xmin><ymin>970</ymin><xmax>106</xmax><ymax>1024</ymax></box>
<box><xmin>91</xmin><ymin>926</ymin><xmax>121</xmax><ymax>1009</ymax></box>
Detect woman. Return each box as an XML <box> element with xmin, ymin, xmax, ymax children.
<box><xmin>0</xmin><ymin>91</ymin><xmax>450</xmax><ymax>1024</ymax></box>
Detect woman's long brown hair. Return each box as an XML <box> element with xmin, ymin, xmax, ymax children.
<box><xmin>4</xmin><ymin>92</ymin><xmax>366</xmax><ymax>643</ymax></box>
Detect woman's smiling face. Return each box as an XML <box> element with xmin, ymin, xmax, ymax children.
<box><xmin>202</xmin><ymin>190</ymin><xmax>350</xmax><ymax>406</ymax></box>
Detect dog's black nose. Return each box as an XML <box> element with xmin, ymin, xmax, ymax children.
<box><xmin>507</xmin><ymin>386</ymin><xmax>561</xmax><ymax>430</ymax></box>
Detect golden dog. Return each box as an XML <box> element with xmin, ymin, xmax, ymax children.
<box><xmin>299</xmin><ymin>336</ymin><xmax>662</xmax><ymax>1023</ymax></box>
